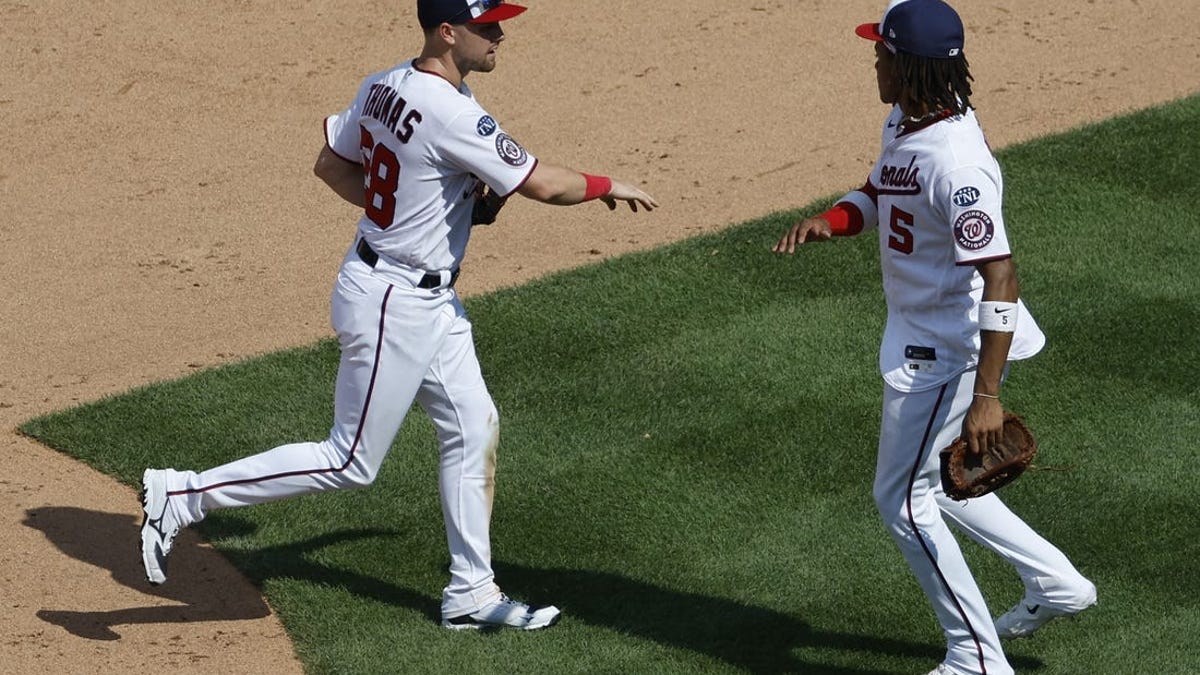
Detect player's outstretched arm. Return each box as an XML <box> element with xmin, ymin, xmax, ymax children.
<box><xmin>774</xmin><ymin>216</ymin><xmax>834</xmax><ymax>254</ymax></box>
<box><xmin>774</xmin><ymin>195</ymin><xmax>874</xmax><ymax>254</ymax></box>
<box><xmin>772</xmin><ymin>194</ymin><xmax>878</xmax><ymax>254</ymax></box>
<box><xmin>518</xmin><ymin>163</ymin><xmax>658</xmax><ymax>212</ymax></box>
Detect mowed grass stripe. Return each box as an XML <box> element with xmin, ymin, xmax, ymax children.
<box><xmin>22</xmin><ymin>94</ymin><xmax>1200</xmax><ymax>674</ymax></box>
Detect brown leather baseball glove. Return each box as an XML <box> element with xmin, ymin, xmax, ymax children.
<box><xmin>940</xmin><ymin>412</ymin><xmax>1038</xmax><ymax>501</ymax></box>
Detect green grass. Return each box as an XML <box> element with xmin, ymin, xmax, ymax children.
<box><xmin>22</xmin><ymin>94</ymin><xmax>1200</xmax><ymax>674</ymax></box>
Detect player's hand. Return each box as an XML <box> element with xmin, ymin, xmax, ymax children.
<box><xmin>774</xmin><ymin>216</ymin><xmax>833</xmax><ymax>254</ymax></box>
<box><xmin>602</xmin><ymin>179</ymin><xmax>658</xmax><ymax>213</ymax></box>
<box><xmin>962</xmin><ymin>396</ymin><xmax>1004</xmax><ymax>455</ymax></box>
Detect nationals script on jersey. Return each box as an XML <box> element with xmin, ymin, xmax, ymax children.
<box><xmin>838</xmin><ymin>106</ymin><xmax>1046</xmax><ymax>392</ymax></box>
<box><xmin>324</xmin><ymin>61</ymin><xmax>537</xmax><ymax>272</ymax></box>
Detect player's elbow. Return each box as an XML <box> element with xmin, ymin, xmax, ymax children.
<box><xmin>313</xmin><ymin>145</ymin><xmax>356</xmax><ymax>182</ymax></box>
<box><xmin>517</xmin><ymin>163</ymin><xmax>577</xmax><ymax>205</ymax></box>
<box><xmin>976</xmin><ymin>257</ymin><xmax>1020</xmax><ymax>298</ymax></box>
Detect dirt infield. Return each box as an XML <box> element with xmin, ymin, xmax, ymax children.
<box><xmin>2</xmin><ymin>0</ymin><xmax>1196</xmax><ymax>672</ymax></box>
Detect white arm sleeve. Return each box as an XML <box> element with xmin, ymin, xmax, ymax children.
<box><xmin>837</xmin><ymin>187</ymin><xmax>880</xmax><ymax>232</ymax></box>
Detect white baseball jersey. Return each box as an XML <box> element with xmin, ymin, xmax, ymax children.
<box><xmin>145</xmin><ymin>57</ymin><xmax>553</xmax><ymax>621</ymax></box>
<box><xmin>837</xmin><ymin>106</ymin><xmax>1045</xmax><ymax>392</ymax></box>
<box><xmin>324</xmin><ymin>60</ymin><xmax>537</xmax><ymax>272</ymax></box>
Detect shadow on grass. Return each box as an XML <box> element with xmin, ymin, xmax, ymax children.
<box><xmin>496</xmin><ymin>562</ymin><xmax>1047</xmax><ymax>675</ymax></box>
<box><xmin>28</xmin><ymin>509</ymin><xmax>1045</xmax><ymax>673</ymax></box>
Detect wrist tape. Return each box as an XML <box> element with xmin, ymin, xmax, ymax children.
<box><xmin>979</xmin><ymin>301</ymin><xmax>1018</xmax><ymax>332</ymax></box>
<box><xmin>582</xmin><ymin>174</ymin><xmax>612</xmax><ymax>201</ymax></box>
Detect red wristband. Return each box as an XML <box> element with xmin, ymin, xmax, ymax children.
<box><xmin>582</xmin><ymin>174</ymin><xmax>612</xmax><ymax>201</ymax></box>
<box><xmin>821</xmin><ymin>202</ymin><xmax>864</xmax><ymax>236</ymax></box>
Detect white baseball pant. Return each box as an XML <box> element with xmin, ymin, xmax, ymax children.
<box><xmin>161</xmin><ymin>242</ymin><xmax>502</xmax><ymax>618</ymax></box>
<box><xmin>874</xmin><ymin>368</ymin><xmax>1092</xmax><ymax>675</ymax></box>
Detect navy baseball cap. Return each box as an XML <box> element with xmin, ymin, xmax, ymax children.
<box><xmin>856</xmin><ymin>0</ymin><xmax>964</xmax><ymax>59</ymax></box>
<box><xmin>418</xmin><ymin>0</ymin><xmax>527</xmax><ymax>29</ymax></box>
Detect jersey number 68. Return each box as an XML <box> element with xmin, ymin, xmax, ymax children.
<box><xmin>360</xmin><ymin>127</ymin><xmax>400</xmax><ymax>229</ymax></box>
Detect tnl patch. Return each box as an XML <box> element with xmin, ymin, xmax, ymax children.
<box><xmin>476</xmin><ymin>115</ymin><xmax>497</xmax><ymax>137</ymax></box>
<box><xmin>953</xmin><ymin>186</ymin><xmax>981</xmax><ymax>207</ymax></box>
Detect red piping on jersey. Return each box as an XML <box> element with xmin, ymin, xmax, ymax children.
<box><xmin>826</xmin><ymin>180</ymin><xmax>878</xmax><ymax>236</ymax></box>
<box><xmin>502</xmin><ymin>158</ymin><xmax>538</xmax><ymax>199</ymax></box>
<box><xmin>906</xmin><ymin>384</ymin><xmax>989</xmax><ymax>674</ymax></box>
<box><xmin>167</xmin><ymin>285</ymin><xmax>395</xmax><ymax>498</ymax></box>
<box><xmin>897</xmin><ymin>109</ymin><xmax>956</xmax><ymax>137</ymax></box>
<box><xmin>323</xmin><ymin>120</ymin><xmax>359</xmax><ymax>164</ymax></box>
<box><xmin>956</xmin><ymin>253</ymin><xmax>1012</xmax><ymax>267</ymax></box>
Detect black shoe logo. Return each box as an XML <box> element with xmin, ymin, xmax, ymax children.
<box><xmin>1025</xmin><ymin>604</ymin><xmax>1040</xmax><ymax>614</ymax></box>
<box><xmin>146</xmin><ymin>513</ymin><xmax>169</xmax><ymax>541</ymax></box>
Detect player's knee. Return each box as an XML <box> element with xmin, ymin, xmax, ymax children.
<box><xmin>340</xmin><ymin>462</ymin><xmax>378</xmax><ymax>488</ymax></box>
<box><xmin>464</xmin><ymin>408</ymin><xmax>500</xmax><ymax>473</ymax></box>
<box><xmin>320</xmin><ymin>439</ymin><xmax>379</xmax><ymax>489</ymax></box>
<box><xmin>459</xmin><ymin>401</ymin><xmax>498</xmax><ymax>442</ymax></box>
<box><xmin>872</xmin><ymin>479</ymin><xmax>898</xmax><ymax>510</ymax></box>
<box><xmin>872</xmin><ymin>485</ymin><xmax>908</xmax><ymax>530</ymax></box>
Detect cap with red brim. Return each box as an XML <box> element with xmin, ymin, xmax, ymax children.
<box><xmin>469</xmin><ymin>3</ymin><xmax>526</xmax><ymax>23</ymax></box>
<box><xmin>418</xmin><ymin>0</ymin><xmax>528</xmax><ymax>29</ymax></box>
<box><xmin>855</xmin><ymin>22</ymin><xmax>884</xmax><ymax>42</ymax></box>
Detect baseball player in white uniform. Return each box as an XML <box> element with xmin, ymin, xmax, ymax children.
<box><xmin>139</xmin><ymin>0</ymin><xmax>657</xmax><ymax>632</ymax></box>
<box><xmin>775</xmin><ymin>1</ymin><xmax>1095</xmax><ymax>673</ymax></box>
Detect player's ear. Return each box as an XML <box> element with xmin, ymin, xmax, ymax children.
<box><xmin>438</xmin><ymin>22</ymin><xmax>457</xmax><ymax>44</ymax></box>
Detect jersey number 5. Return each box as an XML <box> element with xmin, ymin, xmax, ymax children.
<box><xmin>360</xmin><ymin>127</ymin><xmax>399</xmax><ymax>229</ymax></box>
<box><xmin>887</xmin><ymin>206</ymin><xmax>915</xmax><ymax>255</ymax></box>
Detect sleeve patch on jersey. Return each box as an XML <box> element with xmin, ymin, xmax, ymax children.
<box><xmin>952</xmin><ymin>186</ymin><xmax>981</xmax><ymax>207</ymax></box>
<box><xmin>495</xmin><ymin>133</ymin><xmax>528</xmax><ymax>167</ymax></box>
<box><xmin>954</xmin><ymin>209</ymin><xmax>995</xmax><ymax>251</ymax></box>
<box><xmin>476</xmin><ymin>115</ymin><xmax>497</xmax><ymax>137</ymax></box>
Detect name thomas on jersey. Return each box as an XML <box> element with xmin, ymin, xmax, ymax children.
<box><xmin>363</xmin><ymin>82</ymin><xmax>423</xmax><ymax>142</ymax></box>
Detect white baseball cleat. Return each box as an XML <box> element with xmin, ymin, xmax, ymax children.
<box><xmin>994</xmin><ymin>580</ymin><xmax>1097</xmax><ymax>639</ymax></box>
<box><xmin>441</xmin><ymin>594</ymin><xmax>562</xmax><ymax>631</ymax></box>
<box><xmin>139</xmin><ymin>468</ymin><xmax>183</xmax><ymax>585</ymax></box>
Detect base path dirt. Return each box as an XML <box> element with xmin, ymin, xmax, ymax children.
<box><xmin>2</xmin><ymin>0</ymin><xmax>1196</xmax><ymax>672</ymax></box>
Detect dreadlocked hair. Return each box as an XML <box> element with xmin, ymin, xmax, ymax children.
<box><xmin>894</xmin><ymin>51</ymin><xmax>974</xmax><ymax>116</ymax></box>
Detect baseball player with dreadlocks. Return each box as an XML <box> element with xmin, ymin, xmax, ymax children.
<box><xmin>774</xmin><ymin>1</ymin><xmax>1095</xmax><ymax>673</ymax></box>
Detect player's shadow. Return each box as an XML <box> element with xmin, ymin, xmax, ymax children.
<box><xmin>27</xmin><ymin>508</ymin><xmax>1044</xmax><ymax>673</ymax></box>
<box><xmin>495</xmin><ymin>562</ymin><xmax>923</xmax><ymax>674</ymax></box>
<box><xmin>22</xmin><ymin>506</ymin><xmax>402</xmax><ymax>641</ymax></box>
<box><xmin>493</xmin><ymin>563</ymin><xmax>1046</xmax><ymax>674</ymax></box>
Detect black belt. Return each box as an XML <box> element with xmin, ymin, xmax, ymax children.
<box><xmin>356</xmin><ymin>239</ymin><xmax>459</xmax><ymax>289</ymax></box>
